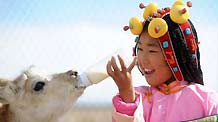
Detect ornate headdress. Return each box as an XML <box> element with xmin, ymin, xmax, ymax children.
<box><xmin>124</xmin><ymin>0</ymin><xmax>198</xmax><ymax>82</ymax></box>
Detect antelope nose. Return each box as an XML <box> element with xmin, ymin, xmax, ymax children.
<box><xmin>66</xmin><ymin>70</ymin><xmax>78</xmax><ymax>77</ymax></box>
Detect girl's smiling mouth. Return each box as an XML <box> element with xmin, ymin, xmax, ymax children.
<box><xmin>143</xmin><ymin>69</ymin><xmax>155</xmax><ymax>75</ymax></box>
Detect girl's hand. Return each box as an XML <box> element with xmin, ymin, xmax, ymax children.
<box><xmin>106</xmin><ymin>55</ymin><xmax>137</xmax><ymax>103</ymax></box>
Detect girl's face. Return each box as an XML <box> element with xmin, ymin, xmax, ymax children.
<box><xmin>137</xmin><ymin>31</ymin><xmax>174</xmax><ymax>86</ymax></box>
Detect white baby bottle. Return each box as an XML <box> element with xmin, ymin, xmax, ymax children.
<box><xmin>79</xmin><ymin>48</ymin><xmax>133</xmax><ymax>87</ymax></box>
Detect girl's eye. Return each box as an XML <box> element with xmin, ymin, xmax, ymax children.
<box><xmin>137</xmin><ymin>47</ymin><xmax>143</xmax><ymax>51</ymax></box>
<box><xmin>149</xmin><ymin>50</ymin><xmax>158</xmax><ymax>53</ymax></box>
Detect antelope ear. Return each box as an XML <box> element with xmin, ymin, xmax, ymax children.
<box><xmin>0</xmin><ymin>74</ymin><xmax>27</xmax><ymax>100</ymax></box>
<box><xmin>0</xmin><ymin>78</ymin><xmax>11</xmax><ymax>98</ymax></box>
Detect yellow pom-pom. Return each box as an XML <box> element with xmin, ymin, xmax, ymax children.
<box><xmin>148</xmin><ymin>18</ymin><xmax>168</xmax><ymax>38</ymax></box>
<box><xmin>170</xmin><ymin>5</ymin><xmax>189</xmax><ymax>24</ymax></box>
<box><xmin>129</xmin><ymin>17</ymin><xmax>143</xmax><ymax>35</ymax></box>
<box><xmin>143</xmin><ymin>2</ymin><xmax>158</xmax><ymax>19</ymax></box>
<box><xmin>173</xmin><ymin>0</ymin><xmax>185</xmax><ymax>7</ymax></box>
<box><xmin>170</xmin><ymin>0</ymin><xmax>189</xmax><ymax>24</ymax></box>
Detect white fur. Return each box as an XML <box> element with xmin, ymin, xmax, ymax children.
<box><xmin>0</xmin><ymin>66</ymin><xmax>86</xmax><ymax>122</ymax></box>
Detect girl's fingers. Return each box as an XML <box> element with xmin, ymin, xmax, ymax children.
<box><xmin>106</xmin><ymin>61</ymin><xmax>114</xmax><ymax>77</ymax></box>
<box><xmin>127</xmin><ymin>56</ymin><xmax>137</xmax><ymax>72</ymax></box>
<box><xmin>111</xmin><ymin>56</ymin><xmax>119</xmax><ymax>72</ymax></box>
<box><xmin>117</xmin><ymin>55</ymin><xmax>127</xmax><ymax>72</ymax></box>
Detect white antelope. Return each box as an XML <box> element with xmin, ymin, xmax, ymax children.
<box><xmin>0</xmin><ymin>66</ymin><xmax>87</xmax><ymax>122</ymax></box>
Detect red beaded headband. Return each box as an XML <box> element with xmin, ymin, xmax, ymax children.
<box><xmin>124</xmin><ymin>0</ymin><xmax>198</xmax><ymax>81</ymax></box>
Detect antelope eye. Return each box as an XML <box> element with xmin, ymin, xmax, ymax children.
<box><xmin>33</xmin><ymin>81</ymin><xmax>45</xmax><ymax>92</ymax></box>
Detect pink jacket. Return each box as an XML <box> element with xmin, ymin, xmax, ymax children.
<box><xmin>112</xmin><ymin>81</ymin><xmax>218</xmax><ymax>122</ymax></box>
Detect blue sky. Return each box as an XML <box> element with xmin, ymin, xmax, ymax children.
<box><xmin>0</xmin><ymin>0</ymin><xmax>217</xmax><ymax>26</ymax></box>
<box><xmin>0</xmin><ymin>0</ymin><xmax>217</xmax><ymax>105</ymax></box>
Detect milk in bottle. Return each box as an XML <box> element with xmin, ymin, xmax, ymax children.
<box><xmin>79</xmin><ymin>48</ymin><xmax>132</xmax><ymax>87</ymax></box>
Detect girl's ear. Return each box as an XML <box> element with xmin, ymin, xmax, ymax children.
<box><xmin>0</xmin><ymin>79</ymin><xmax>10</xmax><ymax>99</ymax></box>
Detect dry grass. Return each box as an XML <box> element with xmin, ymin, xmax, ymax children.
<box><xmin>0</xmin><ymin>99</ymin><xmax>11</xmax><ymax>122</ymax></box>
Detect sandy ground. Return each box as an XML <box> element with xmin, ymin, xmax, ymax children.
<box><xmin>60</xmin><ymin>105</ymin><xmax>112</xmax><ymax>122</ymax></box>
<box><xmin>0</xmin><ymin>102</ymin><xmax>112</xmax><ymax>122</ymax></box>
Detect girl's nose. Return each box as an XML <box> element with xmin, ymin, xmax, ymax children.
<box><xmin>141</xmin><ymin>54</ymin><xmax>150</xmax><ymax>66</ymax></box>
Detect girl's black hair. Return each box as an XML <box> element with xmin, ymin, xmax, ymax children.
<box><xmin>135</xmin><ymin>14</ymin><xmax>204</xmax><ymax>85</ymax></box>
